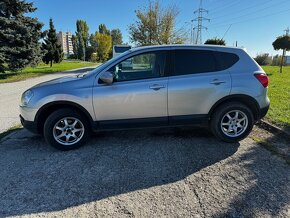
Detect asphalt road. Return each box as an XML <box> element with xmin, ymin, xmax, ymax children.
<box><xmin>0</xmin><ymin>127</ymin><xmax>289</xmax><ymax>217</ymax></box>
<box><xmin>0</xmin><ymin>66</ymin><xmax>97</xmax><ymax>134</ymax></box>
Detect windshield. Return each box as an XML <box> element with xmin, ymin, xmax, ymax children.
<box><xmin>85</xmin><ymin>50</ymin><xmax>131</xmax><ymax>76</ymax></box>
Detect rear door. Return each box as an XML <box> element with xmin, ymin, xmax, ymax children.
<box><xmin>168</xmin><ymin>48</ymin><xmax>232</xmax><ymax>122</ymax></box>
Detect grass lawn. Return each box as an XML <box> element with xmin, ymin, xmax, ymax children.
<box><xmin>0</xmin><ymin>61</ymin><xmax>97</xmax><ymax>83</ymax></box>
<box><xmin>262</xmin><ymin>66</ymin><xmax>290</xmax><ymax>130</ymax></box>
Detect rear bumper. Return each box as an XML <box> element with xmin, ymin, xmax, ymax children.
<box><xmin>259</xmin><ymin>105</ymin><xmax>269</xmax><ymax>119</ymax></box>
<box><xmin>20</xmin><ymin>115</ymin><xmax>39</xmax><ymax>134</ymax></box>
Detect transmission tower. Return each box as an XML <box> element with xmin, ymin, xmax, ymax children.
<box><xmin>285</xmin><ymin>27</ymin><xmax>289</xmax><ymax>36</ymax></box>
<box><xmin>193</xmin><ymin>0</ymin><xmax>210</xmax><ymax>44</ymax></box>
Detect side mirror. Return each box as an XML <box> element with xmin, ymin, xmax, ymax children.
<box><xmin>100</xmin><ymin>71</ymin><xmax>113</xmax><ymax>85</ymax></box>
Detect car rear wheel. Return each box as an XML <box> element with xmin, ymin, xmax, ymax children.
<box><xmin>43</xmin><ymin>109</ymin><xmax>89</xmax><ymax>151</ymax></box>
<box><xmin>210</xmin><ymin>102</ymin><xmax>254</xmax><ymax>142</ymax></box>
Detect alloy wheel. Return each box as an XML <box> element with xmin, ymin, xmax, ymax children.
<box><xmin>53</xmin><ymin>117</ymin><xmax>85</xmax><ymax>146</ymax></box>
<box><xmin>220</xmin><ymin>110</ymin><xmax>248</xmax><ymax>137</ymax></box>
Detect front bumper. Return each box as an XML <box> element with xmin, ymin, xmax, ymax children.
<box><xmin>20</xmin><ymin>115</ymin><xmax>39</xmax><ymax>134</ymax></box>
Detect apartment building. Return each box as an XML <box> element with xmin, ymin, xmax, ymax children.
<box><xmin>57</xmin><ymin>31</ymin><xmax>74</xmax><ymax>58</ymax></box>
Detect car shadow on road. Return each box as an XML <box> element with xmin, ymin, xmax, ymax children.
<box><xmin>0</xmin><ymin>127</ymin><xmax>239</xmax><ymax>216</ymax></box>
<box><xmin>216</xmin><ymin>126</ymin><xmax>290</xmax><ymax>217</ymax></box>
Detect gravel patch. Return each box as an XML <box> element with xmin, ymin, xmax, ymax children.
<box><xmin>0</xmin><ymin>127</ymin><xmax>289</xmax><ymax>217</ymax></box>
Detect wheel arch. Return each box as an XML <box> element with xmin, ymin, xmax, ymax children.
<box><xmin>208</xmin><ymin>94</ymin><xmax>260</xmax><ymax>120</ymax></box>
<box><xmin>35</xmin><ymin>101</ymin><xmax>95</xmax><ymax>134</ymax></box>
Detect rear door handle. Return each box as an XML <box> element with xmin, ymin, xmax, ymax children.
<box><xmin>149</xmin><ymin>84</ymin><xmax>165</xmax><ymax>91</ymax></box>
<box><xmin>210</xmin><ymin>79</ymin><xmax>226</xmax><ymax>85</ymax></box>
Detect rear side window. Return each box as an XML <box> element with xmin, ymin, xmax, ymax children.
<box><xmin>215</xmin><ymin>52</ymin><xmax>239</xmax><ymax>70</ymax></box>
<box><xmin>174</xmin><ymin>50</ymin><xmax>217</xmax><ymax>75</ymax></box>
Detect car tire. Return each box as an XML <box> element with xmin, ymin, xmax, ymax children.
<box><xmin>43</xmin><ymin>108</ymin><xmax>90</xmax><ymax>151</ymax></box>
<box><xmin>210</xmin><ymin>102</ymin><xmax>254</xmax><ymax>142</ymax></box>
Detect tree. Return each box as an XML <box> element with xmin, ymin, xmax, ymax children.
<box><xmin>42</xmin><ymin>18</ymin><xmax>63</xmax><ymax>67</ymax></box>
<box><xmin>0</xmin><ymin>0</ymin><xmax>43</xmax><ymax>73</ymax></box>
<box><xmin>71</xmin><ymin>34</ymin><xmax>78</xmax><ymax>59</ymax></box>
<box><xmin>99</xmin><ymin>24</ymin><xmax>110</xmax><ymax>35</ymax></box>
<box><xmin>204</xmin><ymin>38</ymin><xmax>226</xmax><ymax>46</ymax></box>
<box><xmin>75</xmin><ymin>20</ymin><xmax>89</xmax><ymax>60</ymax></box>
<box><xmin>254</xmin><ymin>53</ymin><xmax>271</xmax><ymax>66</ymax></box>
<box><xmin>94</xmin><ymin>32</ymin><xmax>112</xmax><ymax>61</ymax></box>
<box><xmin>272</xmin><ymin>35</ymin><xmax>290</xmax><ymax>73</ymax></box>
<box><xmin>129</xmin><ymin>0</ymin><xmax>185</xmax><ymax>46</ymax></box>
<box><xmin>111</xmin><ymin>29</ymin><xmax>123</xmax><ymax>45</ymax></box>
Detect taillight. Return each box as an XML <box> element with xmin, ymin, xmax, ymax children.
<box><xmin>254</xmin><ymin>73</ymin><xmax>269</xmax><ymax>88</ymax></box>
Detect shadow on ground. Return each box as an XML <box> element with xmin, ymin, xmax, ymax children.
<box><xmin>217</xmin><ymin>126</ymin><xmax>290</xmax><ymax>217</ymax></box>
<box><xmin>0</xmin><ymin>127</ymin><xmax>239</xmax><ymax>216</ymax></box>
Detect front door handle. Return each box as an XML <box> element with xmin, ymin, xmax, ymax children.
<box><xmin>210</xmin><ymin>79</ymin><xmax>226</xmax><ymax>85</ymax></box>
<box><xmin>149</xmin><ymin>84</ymin><xmax>165</xmax><ymax>91</ymax></box>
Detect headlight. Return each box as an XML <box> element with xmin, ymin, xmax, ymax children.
<box><xmin>21</xmin><ymin>90</ymin><xmax>34</xmax><ymax>106</ymax></box>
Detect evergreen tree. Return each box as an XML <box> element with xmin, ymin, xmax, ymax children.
<box><xmin>76</xmin><ymin>20</ymin><xmax>89</xmax><ymax>60</ymax></box>
<box><xmin>42</xmin><ymin>18</ymin><xmax>63</xmax><ymax>67</ymax></box>
<box><xmin>71</xmin><ymin>34</ymin><xmax>78</xmax><ymax>59</ymax></box>
<box><xmin>0</xmin><ymin>0</ymin><xmax>43</xmax><ymax>73</ymax></box>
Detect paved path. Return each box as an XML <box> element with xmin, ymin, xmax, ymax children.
<box><xmin>0</xmin><ymin>66</ymin><xmax>97</xmax><ymax>133</ymax></box>
<box><xmin>0</xmin><ymin>127</ymin><xmax>289</xmax><ymax>217</ymax></box>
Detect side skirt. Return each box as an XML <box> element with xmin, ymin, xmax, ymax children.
<box><xmin>92</xmin><ymin>115</ymin><xmax>209</xmax><ymax>131</ymax></box>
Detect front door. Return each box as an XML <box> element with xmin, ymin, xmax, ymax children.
<box><xmin>93</xmin><ymin>51</ymin><xmax>169</xmax><ymax>127</ymax></box>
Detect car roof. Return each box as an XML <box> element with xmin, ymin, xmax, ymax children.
<box><xmin>130</xmin><ymin>44</ymin><xmax>245</xmax><ymax>53</ymax></box>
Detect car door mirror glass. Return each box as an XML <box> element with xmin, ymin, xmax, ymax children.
<box><xmin>100</xmin><ymin>71</ymin><xmax>113</xmax><ymax>85</ymax></box>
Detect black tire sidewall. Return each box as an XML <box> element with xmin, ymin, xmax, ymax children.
<box><xmin>43</xmin><ymin>109</ymin><xmax>89</xmax><ymax>151</ymax></box>
<box><xmin>210</xmin><ymin>103</ymin><xmax>254</xmax><ymax>142</ymax></box>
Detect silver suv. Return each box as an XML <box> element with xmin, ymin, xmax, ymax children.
<box><xmin>20</xmin><ymin>45</ymin><xmax>270</xmax><ymax>151</ymax></box>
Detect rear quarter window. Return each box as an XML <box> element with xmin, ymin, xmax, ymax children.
<box><xmin>215</xmin><ymin>51</ymin><xmax>239</xmax><ymax>70</ymax></box>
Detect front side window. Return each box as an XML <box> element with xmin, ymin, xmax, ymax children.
<box><xmin>108</xmin><ymin>51</ymin><xmax>167</xmax><ymax>82</ymax></box>
<box><xmin>174</xmin><ymin>50</ymin><xmax>217</xmax><ymax>76</ymax></box>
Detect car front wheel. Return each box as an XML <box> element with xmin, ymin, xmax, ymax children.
<box><xmin>43</xmin><ymin>109</ymin><xmax>89</xmax><ymax>151</ymax></box>
<box><xmin>210</xmin><ymin>102</ymin><xmax>254</xmax><ymax>142</ymax></box>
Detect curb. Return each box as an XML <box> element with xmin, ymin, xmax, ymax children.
<box><xmin>256</xmin><ymin>120</ymin><xmax>290</xmax><ymax>139</ymax></box>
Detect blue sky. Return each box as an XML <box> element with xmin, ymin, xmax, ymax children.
<box><xmin>31</xmin><ymin>0</ymin><xmax>290</xmax><ymax>57</ymax></box>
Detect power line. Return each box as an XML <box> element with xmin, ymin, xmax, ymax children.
<box><xmin>211</xmin><ymin>0</ymin><xmax>275</xmax><ymax>20</ymax></box>
<box><xmin>285</xmin><ymin>27</ymin><xmax>289</xmax><ymax>36</ymax></box>
<box><xmin>209</xmin><ymin>0</ymin><xmax>242</xmax><ymax>16</ymax></box>
<box><xmin>185</xmin><ymin>20</ymin><xmax>194</xmax><ymax>43</ymax></box>
<box><xmin>209</xmin><ymin>7</ymin><xmax>290</xmax><ymax>28</ymax></box>
<box><xmin>193</xmin><ymin>0</ymin><xmax>210</xmax><ymax>44</ymax></box>
<box><xmin>221</xmin><ymin>24</ymin><xmax>232</xmax><ymax>40</ymax></box>
<box><xmin>209</xmin><ymin>0</ymin><xmax>289</xmax><ymax>27</ymax></box>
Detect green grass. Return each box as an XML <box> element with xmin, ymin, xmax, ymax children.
<box><xmin>0</xmin><ymin>61</ymin><xmax>97</xmax><ymax>83</ymax></box>
<box><xmin>262</xmin><ymin>66</ymin><xmax>290</xmax><ymax>130</ymax></box>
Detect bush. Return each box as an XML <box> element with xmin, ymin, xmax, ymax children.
<box><xmin>254</xmin><ymin>53</ymin><xmax>271</xmax><ymax>66</ymax></box>
<box><xmin>204</xmin><ymin>38</ymin><xmax>226</xmax><ymax>46</ymax></box>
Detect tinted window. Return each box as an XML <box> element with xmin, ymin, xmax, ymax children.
<box><xmin>108</xmin><ymin>51</ymin><xmax>167</xmax><ymax>82</ymax></box>
<box><xmin>114</xmin><ymin>46</ymin><xmax>131</xmax><ymax>53</ymax></box>
<box><xmin>215</xmin><ymin>52</ymin><xmax>239</xmax><ymax>70</ymax></box>
<box><xmin>174</xmin><ymin>50</ymin><xmax>217</xmax><ymax>75</ymax></box>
